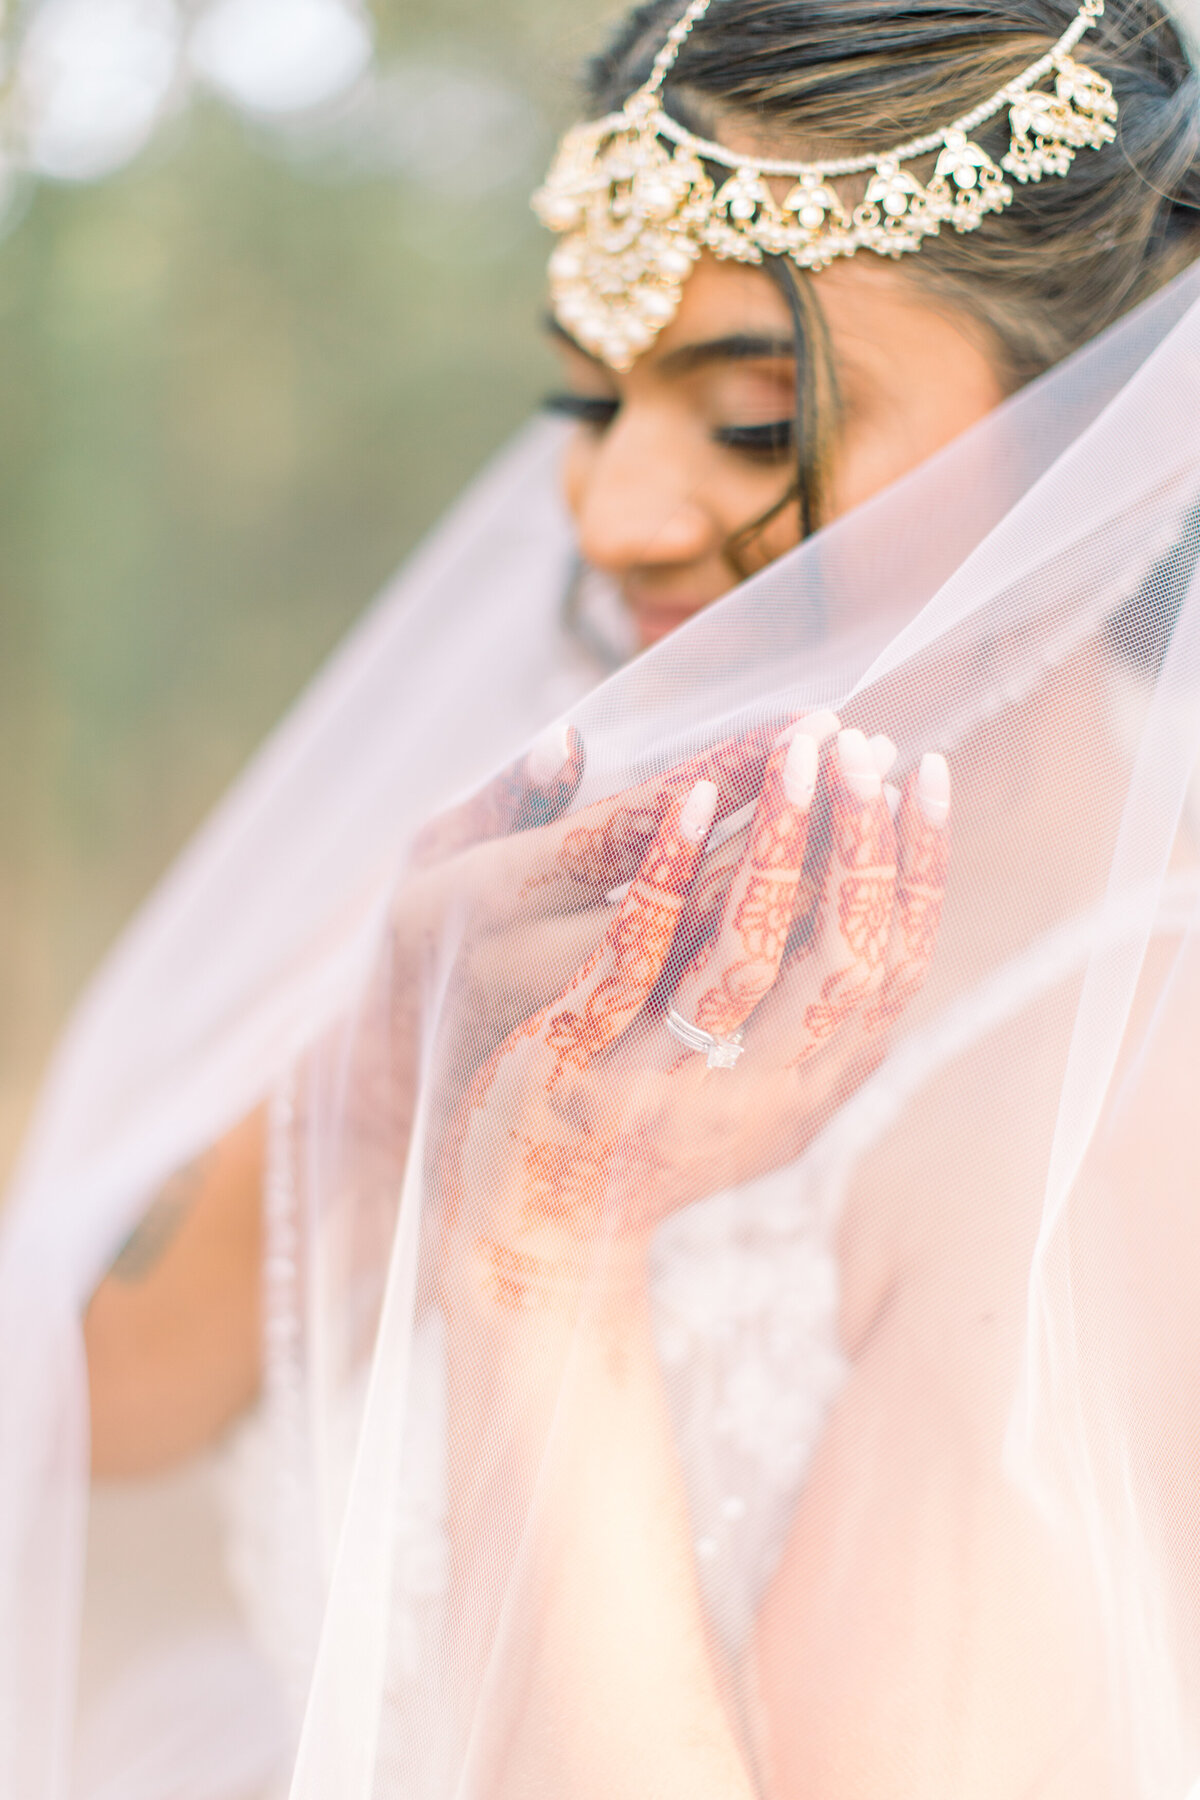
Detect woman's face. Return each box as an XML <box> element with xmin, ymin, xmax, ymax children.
<box><xmin>550</xmin><ymin>254</ymin><xmax>1005</xmax><ymax>649</ymax></box>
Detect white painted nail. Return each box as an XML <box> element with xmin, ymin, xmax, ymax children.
<box><xmin>868</xmin><ymin>734</ymin><xmax>898</xmax><ymax>778</ymax></box>
<box><xmin>679</xmin><ymin>779</ymin><xmax>719</xmax><ymax>844</ymax></box>
<box><xmin>837</xmin><ymin>728</ymin><xmax>882</xmax><ymax>803</ymax></box>
<box><xmin>782</xmin><ymin>732</ymin><xmax>819</xmax><ymax>808</ymax></box>
<box><xmin>917</xmin><ymin>752</ymin><xmax>951</xmax><ymax>828</ymax></box>
<box><xmin>883</xmin><ymin>782</ymin><xmax>902</xmax><ymax>820</ymax></box>
<box><xmin>526</xmin><ymin>720</ymin><xmax>573</xmax><ymax>784</ymax></box>
<box><xmin>798</xmin><ymin>709</ymin><xmax>841</xmax><ymax>746</ymax></box>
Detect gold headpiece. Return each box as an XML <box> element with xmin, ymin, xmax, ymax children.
<box><xmin>533</xmin><ymin>0</ymin><xmax>1117</xmax><ymax>369</ymax></box>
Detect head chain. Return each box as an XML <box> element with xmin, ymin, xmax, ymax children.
<box><xmin>534</xmin><ymin>0</ymin><xmax>1118</xmax><ymax>369</ymax></box>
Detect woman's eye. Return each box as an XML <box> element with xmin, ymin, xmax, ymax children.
<box><xmin>714</xmin><ymin>419</ymin><xmax>795</xmax><ymax>459</ymax></box>
<box><xmin>542</xmin><ymin>393</ymin><xmax>619</xmax><ymax>429</ymax></box>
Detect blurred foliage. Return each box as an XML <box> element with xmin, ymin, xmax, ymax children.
<box><xmin>0</xmin><ymin>0</ymin><xmax>624</xmax><ymax>1172</ymax></box>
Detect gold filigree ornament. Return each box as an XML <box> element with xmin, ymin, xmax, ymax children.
<box><xmin>533</xmin><ymin>0</ymin><xmax>1118</xmax><ymax>370</ymax></box>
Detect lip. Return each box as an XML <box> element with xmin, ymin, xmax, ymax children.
<box><xmin>622</xmin><ymin>586</ymin><xmax>724</xmax><ymax>644</ymax></box>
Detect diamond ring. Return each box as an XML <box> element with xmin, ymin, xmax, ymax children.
<box><xmin>665</xmin><ymin>1007</ymin><xmax>745</xmax><ymax>1070</ymax></box>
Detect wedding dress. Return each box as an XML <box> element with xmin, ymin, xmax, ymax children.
<box><xmin>220</xmin><ymin>860</ymin><xmax>1200</xmax><ymax>1798</ymax></box>
<box><xmin>2</xmin><ymin>212</ymin><xmax>1200</xmax><ymax>1800</ymax></box>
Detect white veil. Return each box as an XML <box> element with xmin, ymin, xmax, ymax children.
<box><xmin>3</xmin><ymin>67</ymin><xmax>1200</xmax><ymax>1800</ymax></box>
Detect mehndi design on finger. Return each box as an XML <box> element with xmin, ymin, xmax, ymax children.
<box><xmin>785</xmin><ymin>729</ymin><xmax>898</xmax><ymax>1065</ymax></box>
<box><xmin>530</xmin><ymin>721</ymin><xmax>777</xmax><ymax>900</ymax></box>
<box><xmin>863</xmin><ymin>753</ymin><xmax>951</xmax><ymax>1031</ymax></box>
<box><xmin>441</xmin><ymin>781</ymin><xmax>721</xmax><ymax>1270</ymax></box>
<box><xmin>676</xmin><ymin>731</ymin><xmax>818</xmax><ymax>1042</ymax></box>
<box><xmin>539</xmin><ymin>780</ymin><xmax>717</xmax><ymax>1087</ymax></box>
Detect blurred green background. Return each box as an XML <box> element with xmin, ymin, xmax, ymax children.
<box><xmin>0</xmin><ymin>0</ymin><xmax>622</xmax><ymax>1175</ymax></box>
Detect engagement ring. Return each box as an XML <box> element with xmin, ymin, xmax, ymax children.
<box><xmin>665</xmin><ymin>1008</ymin><xmax>745</xmax><ymax>1070</ymax></box>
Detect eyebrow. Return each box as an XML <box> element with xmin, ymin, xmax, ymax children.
<box><xmin>659</xmin><ymin>332</ymin><xmax>796</xmax><ymax>372</ymax></box>
<box><xmin>543</xmin><ymin>314</ymin><xmax>795</xmax><ymax>373</ymax></box>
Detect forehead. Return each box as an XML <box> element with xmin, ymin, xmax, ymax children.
<box><xmin>657</xmin><ymin>256</ymin><xmax>795</xmax><ymax>347</ymax></box>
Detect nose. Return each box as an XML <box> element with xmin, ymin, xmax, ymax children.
<box><xmin>567</xmin><ymin>407</ymin><xmax>718</xmax><ymax>576</ymax></box>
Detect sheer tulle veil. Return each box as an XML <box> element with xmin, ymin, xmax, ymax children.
<box><xmin>3</xmin><ymin>6</ymin><xmax>1200</xmax><ymax>1795</ymax></box>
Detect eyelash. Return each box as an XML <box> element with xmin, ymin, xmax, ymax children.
<box><xmin>542</xmin><ymin>392</ymin><xmax>796</xmax><ymax>461</ymax></box>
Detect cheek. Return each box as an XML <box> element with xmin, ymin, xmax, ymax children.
<box><xmin>828</xmin><ymin>357</ymin><xmax>1004</xmax><ymax>520</ymax></box>
<box><xmin>827</xmin><ymin>413</ymin><xmax>916</xmax><ymax>519</ymax></box>
<box><xmin>560</xmin><ymin>430</ymin><xmax>597</xmax><ymax>522</ymax></box>
<box><xmin>560</xmin><ymin>421</ymin><xmax>798</xmax><ymax>563</ymax></box>
<box><xmin>722</xmin><ymin>464</ymin><xmax>803</xmax><ymax>571</ymax></box>
<box><xmin>738</xmin><ymin>488</ymin><xmax>803</xmax><ymax>571</ymax></box>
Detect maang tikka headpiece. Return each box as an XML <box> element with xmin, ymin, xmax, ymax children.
<box><xmin>533</xmin><ymin>0</ymin><xmax>1118</xmax><ymax>370</ymax></box>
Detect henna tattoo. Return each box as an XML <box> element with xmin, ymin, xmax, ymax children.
<box><xmin>781</xmin><ymin>774</ymin><xmax>897</xmax><ymax>1068</ymax></box>
<box><xmin>434</xmin><ymin>734</ymin><xmax>951</xmax><ymax>1314</ymax></box>
<box><xmin>830</xmin><ymin>783</ymin><xmax>894</xmax><ymax>974</ymax></box>
<box><xmin>442</xmin><ymin>792</ymin><xmax>708</xmax><ymax>1240</ymax></box>
<box><xmin>543</xmin><ymin>877</ymin><xmax>685</xmax><ymax>1085</ymax></box>
<box><xmin>474</xmin><ymin>1236</ymin><xmax>584</xmax><ymax>1313</ymax></box>
<box><xmin>517</xmin><ymin>1135</ymin><xmax>608</xmax><ymax>1233</ymax></box>
<box><xmin>438</xmin><ymin>785</ymin><xmax>721</xmax><ymax>1299</ymax></box>
<box><xmin>692</xmin><ymin>869</ymin><xmax>803</xmax><ymax>1031</ymax></box>
<box><xmin>545</xmin><ymin>975</ymin><xmax>635</xmax><ymax>1081</ymax></box>
<box><xmin>750</xmin><ymin>805</ymin><xmax>806</xmax><ymax>871</ymax></box>
<box><xmin>693</xmin><ymin>958</ymin><xmax>773</xmax><ymax>1031</ymax></box>
<box><xmin>681</xmin><ymin>736</ymin><xmax>813</xmax><ymax>1039</ymax></box>
<box><xmin>734</xmin><ymin>872</ymin><xmax>798</xmax><ymax>964</ymax></box>
<box><xmin>794</xmin><ymin>961</ymin><xmax>874</xmax><ymax>1061</ymax></box>
<box><xmin>838</xmin><ymin>871</ymin><xmax>893</xmax><ymax>968</ymax></box>
<box><xmin>676</xmin><ymin>722</ymin><xmax>777</xmax><ymax>812</ymax></box>
<box><xmin>667</xmin><ymin>851</ymin><xmax>743</xmax><ymax>985</ymax></box>
<box><xmin>550</xmin><ymin>801</ymin><xmax>666</xmax><ymax>893</ymax></box>
<box><xmin>542</xmin><ymin>722</ymin><xmax>780</xmax><ymax>898</ymax></box>
<box><xmin>863</xmin><ymin>792</ymin><xmax>950</xmax><ymax>1031</ymax></box>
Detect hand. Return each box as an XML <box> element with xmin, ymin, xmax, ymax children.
<box><xmin>439</xmin><ymin>717</ymin><xmax>951</xmax><ymax>1314</ymax></box>
<box><xmin>391</xmin><ymin>715</ymin><xmax>786</xmax><ymax>1072</ymax></box>
<box><xmin>313</xmin><ymin>715</ymin><xmax>783</xmax><ymax>1211</ymax></box>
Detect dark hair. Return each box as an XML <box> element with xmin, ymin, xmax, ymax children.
<box><xmin>584</xmin><ymin>0</ymin><xmax>1200</xmax><ymax>541</ymax></box>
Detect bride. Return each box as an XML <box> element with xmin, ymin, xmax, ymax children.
<box><xmin>5</xmin><ymin>0</ymin><xmax>1200</xmax><ymax>1795</ymax></box>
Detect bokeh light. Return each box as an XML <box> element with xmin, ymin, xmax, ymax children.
<box><xmin>16</xmin><ymin>0</ymin><xmax>180</xmax><ymax>182</ymax></box>
<box><xmin>189</xmin><ymin>0</ymin><xmax>374</xmax><ymax>118</ymax></box>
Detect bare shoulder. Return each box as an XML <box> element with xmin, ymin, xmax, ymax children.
<box><xmin>85</xmin><ymin>1108</ymin><xmax>265</xmax><ymax>1478</ymax></box>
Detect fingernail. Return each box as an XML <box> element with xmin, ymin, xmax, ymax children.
<box><xmin>917</xmin><ymin>752</ymin><xmax>951</xmax><ymax>828</ymax></box>
<box><xmin>837</xmin><ymin>728</ymin><xmax>882</xmax><ymax>803</ymax></box>
<box><xmin>679</xmin><ymin>779</ymin><xmax>719</xmax><ymax>844</ymax></box>
<box><xmin>526</xmin><ymin>720</ymin><xmax>574</xmax><ymax>785</ymax></box>
<box><xmin>798</xmin><ymin>709</ymin><xmax>841</xmax><ymax>745</ymax></box>
<box><xmin>782</xmin><ymin>732</ymin><xmax>819</xmax><ymax>808</ymax></box>
<box><xmin>868</xmin><ymin>734</ymin><xmax>898</xmax><ymax>778</ymax></box>
<box><xmin>883</xmin><ymin>782</ymin><xmax>902</xmax><ymax>820</ymax></box>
